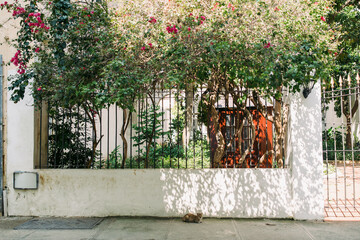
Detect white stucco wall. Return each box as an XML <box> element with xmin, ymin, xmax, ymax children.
<box><xmin>287</xmin><ymin>81</ymin><xmax>324</xmax><ymax>220</ymax></box>
<box><xmin>4</xmin><ymin>80</ymin><xmax>324</xmax><ymax>220</ymax></box>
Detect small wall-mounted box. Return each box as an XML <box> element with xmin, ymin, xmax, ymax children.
<box><xmin>13</xmin><ymin>171</ymin><xmax>39</xmax><ymax>190</ymax></box>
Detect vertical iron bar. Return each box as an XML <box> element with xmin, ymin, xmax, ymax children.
<box><xmin>46</xmin><ymin>103</ymin><xmax>50</xmax><ymax>168</ymax></box>
<box><xmin>339</xmin><ymin>78</ymin><xmax>347</xmax><ymax>209</ymax></box>
<box><xmin>76</xmin><ymin>106</ymin><xmax>80</xmax><ymax>168</ymax></box>
<box><xmin>138</xmin><ymin>97</ymin><xmax>141</xmax><ymax>168</ymax></box>
<box><xmin>169</xmin><ymin>88</ymin><xmax>172</xmax><ymax>168</ymax></box>
<box><xmin>39</xmin><ymin>102</ymin><xmax>42</xmax><ymax>169</ymax></box>
<box><xmin>61</xmin><ymin>108</ymin><xmax>65</xmax><ymax>168</ymax></box>
<box><xmin>161</xmin><ymin>85</ymin><xmax>164</xmax><ymax>168</ymax></box>
<box><xmin>107</xmin><ymin>105</ymin><xmax>110</xmax><ymax>169</ymax></box>
<box><xmin>347</xmin><ymin>76</ymin><xmax>355</xmax><ymax>209</ymax></box>
<box><xmin>331</xmin><ymin>81</ymin><xmax>339</xmax><ymax>208</ymax></box>
<box><xmin>54</xmin><ymin>105</ymin><xmax>58</xmax><ymax>167</ymax></box>
<box><xmin>99</xmin><ymin>109</ymin><xmax>102</xmax><ymax>169</ymax></box>
<box><xmin>115</xmin><ymin>103</ymin><xmax>118</xmax><ymax>168</ymax></box>
<box><xmin>177</xmin><ymin>88</ymin><xmax>180</xmax><ymax>168</ymax></box>
<box><xmin>0</xmin><ymin>55</ymin><xmax>3</xmax><ymax>215</ymax></box>
<box><xmin>272</xmin><ymin>96</ymin><xmax>276</xmax><ymax>168</ymax></box>
<box><xmin>193</xmin><ymin>86</ymin><xmax>196</xmax><ymax>169</ymax></box>
<box><xmin>265</xmin><ymin>98</ymin><xmax>269</xmax><ymax>168</ymax></box>
<box><xmin>225</xmin><ymin>91</ymin><xmax>229</xmax><ymax>168</ymax></box>
<box><xmin>153</xmin><ymin>88</ymin><xmax>156</xmax><ymax>168</ymax></box>
<box><xmin>130</xmin><ymin>110</ymin><xmax>133</xmax><ymax>169</ymax></box>
<box><xmin>185</xmin><ymin>89</ymin><xmax>188</xmax><ymax>169</ymax></box>
<box><xmin>256</xmin><ymin>93</ymin><xmax>260</xmax><ymax>168</ymax></box>
<box><xmin>200</xmin><ymin>87</ymin><xmax>204</xmax><ymax>168</ymax></box>
<box><xmin>322</xmin><ymin>82</ymin><xmax>330</xmax><ymax>207</ymax></box>
<box><xmin>281</xmin><ymin>91</ymin><xmax>284</xmax><ymax>168</ymax></box>
<box><xmin>145</xmin><ymin>95</ymin><xmax>148</xmax><ymax>168</ymax></box>
<box><xmin>248</xmin><ymin>90</ymin><xmax>253</xmax><ymax>167</ymax></box>
<box><xmin>91</xmin><ymin>108</ymin><xmax>94</xmax><ymax>168</ymax></box>
<box><xmin>232</xmin><ymin>89</ymin><xmax>235</xmax><ymax>168</ymax></box>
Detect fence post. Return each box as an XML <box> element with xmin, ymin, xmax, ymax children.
<box><xmin>287</xmin><ymin>80</ymin><xmax>324</xmax><ymax>220</ymax></box>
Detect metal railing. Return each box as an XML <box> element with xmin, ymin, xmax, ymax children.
<box><xmin>35</xmin><ymin>87</ymin><xmax>289</xmax><ymax>169</ymax></box>
<box><xmin>322</xmin><ymin>74</ymin><xmax>360</xmax><ymax>212</ymax></box>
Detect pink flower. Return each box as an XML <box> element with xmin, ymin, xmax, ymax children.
<box><xmin>321</xmin><ymin>16</ymin><xmax>326</xmax><ymax>22</ymax></box>
<box><xmin>200</xmin><ymin>20</ymin><xmax>203</xmax><ymax>24</ymax></box>
<box><xmin>200</xmin><ymin>16</ymin><xmax>206</xmax><ymax>20</ymax></box>
<box><xmin>141</xmin><ymin>46</ymin><xmax>146</xmax><ymax>51</ymax></box>
<box><xmin>83</xmin><ymin>7</ymin><xmax>88</xmax><ymax>11</ymax></box>
<box><xmin>210</xmin><ymin>42</ymin><xmax>214</xmax><ymax>45</ymax></box>
<box><xmin>314</xmin><ymin>2</ymin><xmax>319</xmax><ymax>4</ymax></box>
<box><xmin>48</xmin><ymin>2</ymin><xmax>52</xmax><ymax>5</ymax></box>
<box><xmin>188</xmin><ymin>27</ymin><xmax>191</xmax><ymax>31</ymax></box>
<box><xmin>148</xmin><ymin>17</ymin><xmax>156</xmax><ymax>24</ymax></box>
<box><xmin>35</xmin><ymin>47</ymin><xmax>40</xmax><ymax>52</ymax></box>
<box><xmin>166</xmin><ymin>25</ymin><xmax>178</xmax><ymax>34</ymax></box>
<box><xmin>264</xmin><ymin>42</ymin><xmax>272</xmax><ymax>49</ymax></box>
<box><xmin>274</xmin><ymin>7</ymin><xmax>279</xmax><ymax>11</ymax></box>
<box><xmin>91</xmin><ymin>11</ymin><xmax>94</xmax><ymax>14</ymax></box>
<box><xmin>189</xmin><ymin>13</ymin><xmax>193</xmax><ymax>16</ymax></box>
<box><xmin>148</xmin><ymin>43</ymin><xmax>153</xmax><ymax>48</ymax></box>
<box><xmin>37</xmin><ymin>87</ymin><xmax>42</xmax><ymax>91</ymax></box>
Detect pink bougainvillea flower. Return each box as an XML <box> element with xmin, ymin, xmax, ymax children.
<box><xmin>189</xmin><ymin>13</ymin><xmax>193</xmax><ymax>16</ymax></box>
<box><xmin>200</xmin><ymin>16</ymin><xmax>206</xmax><ymax>20</ymax></box>
<box><xmin>166</xmin><ymin>25</ymin><xmax>178</xmax><ymax>34</ymax></box>
<box><xmin>200</xmin><ymin>20</ymin><xmax>204</xmax><ymax>24</ymax></box>
<box><xmin>35</xmin><ymin>47</ymin><xmax>40</xmax><ymax>53</ymax></box>
<box><xmin>212</xmin><ymin>2</ymin><xmax>219</xmax><ymax>10</ymax></box>
<box><xmin>188</xmin><ymin>27</ymin><xmax>191</xmax><ymax>31</ymax></box>
<box><xmin>141</xmin><ymin>46</ymin><xmax>146</xmax><ymax>51</ymax></box>
<box><xmin>264</xmin><ymin>42</ymin><xmax>272</xmax><ymax>49</ymax></box>
<box><xmin>321</xmin><ymin>16</ymin><xmax>326</xmax><ymax>22</ymax></box>
<box><xmin>148</xmin><ymin>43</ymin><xmax>153</xmax><ymax>48</ymax></box>
<box><xmin>37</xmin><ymin>87</ymin><xmax>42</xmax><ymax>91</ymax></box>
<box><xmin>148</xmin><ymin>17</ymin><xmax>156</xmax><ymax>23</ymax></box>
<box><xmin>91</xmin><ymin>11</ymin><xmax>94</xmax><ymax>14</ymax></box>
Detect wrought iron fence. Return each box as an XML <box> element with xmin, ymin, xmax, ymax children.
<box><xmin>35</xmin><ymin>87</ymin><xmax>289</xmax><ymax>169</ymax></box>
<box><xmin>322</xmin><ymin>74</ymin><xmax>360</xmax><ymax>213</ymax></box>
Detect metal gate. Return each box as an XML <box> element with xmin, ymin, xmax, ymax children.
<box><xmin>322</xmin><ymin>74</ymin><xmax>360</xmax><ymax>220</ymax></box>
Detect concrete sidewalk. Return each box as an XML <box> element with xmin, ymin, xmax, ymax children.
<box><xmin>0</xmin><ymin>217</ymin><xmax>359</xmax><ymax>240</ymax></box>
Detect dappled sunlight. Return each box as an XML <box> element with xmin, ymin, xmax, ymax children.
<box><xmin>159</xmin><ymin>169</ymin><xmax>292</xmax><ymax>218</ymax></box>
<box><xmin>287</xmin><ymin>82</ymin><xmax>324</xmax><ymax>219</ymax></box>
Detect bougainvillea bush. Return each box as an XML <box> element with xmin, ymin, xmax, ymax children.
<box><xmin>1</xmin><ymin>0</ymin><xmax>339</xmax><ymax>168</ymax></box>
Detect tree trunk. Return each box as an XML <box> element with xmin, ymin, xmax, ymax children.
<box><xmin>182</xmin><ymin>83</ymin><xmax>194</xmax><ymax>146</ymax></box>
<box><xmin>120</xmin><ymin>109</ymin><xmax>131</xmax><ymax>168</ymax></box>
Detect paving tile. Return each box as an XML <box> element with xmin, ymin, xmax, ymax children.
<box><xmin>299</xmin><ymin>221</ymin><xmax>360</xmax><ymax>240</ymax></box>
<box><xmin>232</xmin><ymin>219</ymin><xmax>311</xmax><ymax>240</ymax></box>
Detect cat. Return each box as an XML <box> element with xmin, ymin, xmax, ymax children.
<box><xmin>182</xmin><ymin>213</ymin><xmax>203</xmax><ymax>223</ymax></box>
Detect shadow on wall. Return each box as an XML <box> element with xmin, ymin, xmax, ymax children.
<box><xmin>159</xmin><ymin>169</ymin><xmax>292</xmax><ymax>218</ymax></box>
<box><xmin>287</xmin><ymin>82</ymin><xmax>324</xmax><ymax>219</ymax></box>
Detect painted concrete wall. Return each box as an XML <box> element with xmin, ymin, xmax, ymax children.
<box><xmin>287</xmin><ymin>81</ymin><xmax>324</xmax><ymax>220</ymax></box>
<box><xmin>4</xmin><ymin>81</ymin><xmax>324</xmax><ymax>220</ymax></box>
<box><xmin>6</xmin><ymin>169</ymin><xmax>292</xmax><ymax>218</ymax></box>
